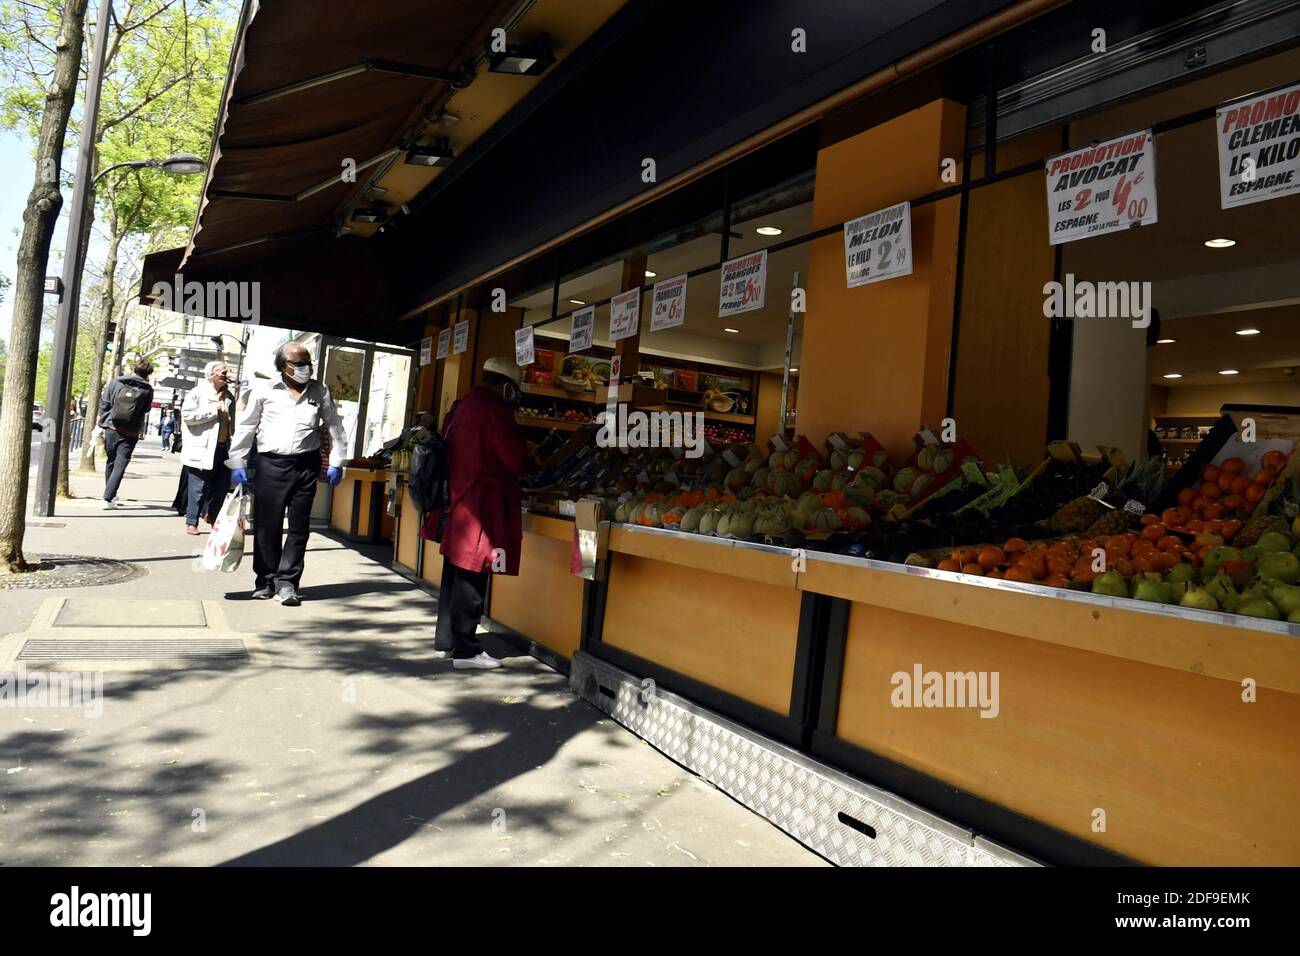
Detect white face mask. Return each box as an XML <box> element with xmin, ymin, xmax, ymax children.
<box><xmin>287</xmin><ymin>364</ymin><xmax>311</xmax><ymax>384</ymax></box>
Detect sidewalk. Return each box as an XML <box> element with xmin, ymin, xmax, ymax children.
<box><xmin>0</xmin><ymin>442</ymin><xmax>823</xmax><ymax>866</ymax></box>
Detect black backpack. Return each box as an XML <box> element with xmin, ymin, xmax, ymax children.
<box><xmin>408</xmin><ymin>431</ymin><xmax>450</xmax><ymax>515</ymax></box>
<box><xmin>109</xmin><ymin>378</ymin><xmax>152</xmax><ymax>433</ymax></box>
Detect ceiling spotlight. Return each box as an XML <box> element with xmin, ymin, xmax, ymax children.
<box><xmin>1205</xmin><ymin>238</ymin><xmax>1236</xmax><ymax>248</ymax></box>
<box><xmin>1163</xmin><ymin>373</ymin><xmax>1182</xmax><ymax>379</ymax></box>
<box><xmin>1236</xmin><ymin>328</ymin><xmax>1261</xmax><ymax>336</ymax></box>
<box><xmin>488</xmin><ymin>36</ymin><xmax>555</xmax><ymax>76</ymax></box>
<box><xmin>756</xmin><ymin>226</ymin><xmax>782</xmax><ymax>236</ymax></box>
<box><xmin>644</xmin><ymin>270</ymin><xmax>657</xmax><ymax>278</ymax></box>
<box><xmin>405</xmin><ymin>140</ymin><xmax>454</xmax><ymax>167</ymax></box>
<box><xmin>724</xmin><ymin>328</ymin><xmax>740</xmax><ymax>334</ymax></box>
<box><xmin>1219</xmin><ymin>369</ymin><xmax>1239</xmax><ymax>375</ymax></box>
<box><xmin>569</xmin><ymin>299</ymin><xmax>586</xmax><ymax>306</ymax></box>
<box><xmin>1156</xmin><ymin>338</ymin><xmax>1176</xmax><ymax>344</ymax></box>
<box><xmin>789</xmin><ymin>367</ymin><xmax>798</xmax><ymax>373</ymax></box>
<box><xmin>351</xmin><ymin>204</ymin><xmax>388</xmax><ymax>224</ymax></box>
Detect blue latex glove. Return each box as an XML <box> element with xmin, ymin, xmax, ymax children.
<box><xmin>231</xmin><ymin>468</ymin><xmax>249</xmax><ymax>486</ymax></box>
<box><xmin>327</xmin><ymin>466</ymin><xmax>343</xmax><ymax>487</ymax></box>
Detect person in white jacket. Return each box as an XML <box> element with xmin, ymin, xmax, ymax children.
<box><xmin>180</xmin><ymin>361</ymin><xmax>236</xmax><ymax>535</ymax></box>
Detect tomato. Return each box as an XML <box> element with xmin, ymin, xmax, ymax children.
<box><xmin>937</xmin><ymin>559</ymin><xmax>961</xmax><ymax>572</ymax></box>
<box><xmin>1200</xmin><ymin>481</ymin><xmax>1223</xmax><ymax>500</ymax></box>
<box><xmin>1140</xmin><ymin>524</ymin><xmax>1164</xmax><ymax>541</ymax></box>
<box><xmin>1003</xmin><ymin>537</ymin><xmax>1029</xmax><ymax>554</ymax></box>
<box><xmin>1203</xmin><ymin>519</ymin><xmax>1224</xmax><ymax>535</ymax></box>
<box><xmin>1262</xmin><ymin>450</ymin><xmax>1286</xmax><ymax>471</ymax></box>
<box><xmin>1191</xmin><ymin>496</ymin><xmax>1210</xmax><ymax>512</ymax></box>
<box><xmin>961</xmin><ymin>563</ymin><xmax>984</xmax><ymax>576</ymax></box>
<box><xmin>1230</xmin><ymin>475</ymin><xmax>1250</xmax><ymax>496</ymax></box>
<box><xmin>1245</xmin><ymin>483</ymin><xmax>1267</xmax><ymax>503</ymax></box>
<box><xmin>1130</xmin><ymin>538</ymin><xmax>1156</xmax><ymax>555</ymax></box>
<box><xmin>1156</xmin><ymin>552</ymin><xmax>1178</xmax><ymax>571</ymax></box>
<box><xmin>1105</xmin><ymin>535</ymin><xmax>1133</xmax><ymax>555</ymax></box>
<box><xmin>1018</xmin><ymin>553</ymin><xmax>1047</xmax><ymax>579</ymax></box>
<box><xmin>1157</xmin><ymin>536</ymin><xmax>1184</xmax><ymax>555</ymax></box>
<box><xmin>1254</xmin><ymin>467</ymin><xmax>1278</xmax><ymax>486</ymax></box>
<box><xmin>1112</xmin><ymin>557</ymin><xmax>1135</xmax><ymax>577</ymax></box>
<box><xmin>1220</xmin><ymin>457</ymin><xmax>1246</xmax><ymax>474</ymax></box>
<box><xmin>1220</xmin><ymin>494</ymin><xmax>1244</xmax><ymax>513</ymax></box>
<box><xmin>1141</xmin><ymin>512</ymin><xmax>1162</xmax><ymax>526</ymax></box>
<box><xmin>1073</xmin><ymin>566</ymin><xmax>1097</xmax><ymax>584</ymax></box>
<box><xmin>1185</xmin><ymin>519</ymin><xmax>1205</xmax><ymax>533</ymax></box>
<box><xmin>1132</xmin><ymin>554</ymin><xmax>1158</xmax><ymax>574</ymax></box>
<box><xmin>1202</xmin><ymin>464</ymin><xmax>1220</xmax><ymax>483</ymax></box>
<box><xmin>1217</xmin><ymin>472</ymin><xmax>1234</xmax><ymax>492</ymax></box>
<box><xmin>1004</xmin><ymin>565</ymin><xmax>1034</xmax><ymax>583</ymax></box>
<box><xmin>1203</xmin><ymin>502</ymin><xmax>1224</xmax><ymax>521</ymax></box>
<box><xmin>1046</xmin><ymin>555</ymin><xmax>1072</xmax><ymax>577</ymax></box>
<box><xmin>1221</xmin><ymin>519</ymin><xmax>1243</xmax><ymax>541</ymax></box>
<box><xmin>977</xmin><ymin>546</ymin><xmax>1005</xmax><ymax>569</ymax></box>
<box><xmin>1043</xmin><ymin>574</ymin><xmax>1070</xmax><ymax>588</ymax></box>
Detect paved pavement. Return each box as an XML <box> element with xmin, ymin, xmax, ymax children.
<box><xmin>0</xmin><ymin>442</ymin><xmax>823</xmax><ymax>866</ymax></box>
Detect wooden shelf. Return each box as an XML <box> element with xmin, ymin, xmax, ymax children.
<box><xmin>517</xmin><ymin>415</ymin><xmax>588</xmax><ymax>431</ymax></box>
<box><xmin>704</xmin><ymin>410</ymin><xmax>755</xmax><ymax>425</ymax></box>
<box><xmin>521</xmin><ymin>383</ymin><xmax>601</xmax><ymax>403</ymax></box>
<box><xmin>1159</xmin><ymin>438</ymin><xmax>1205</xmax><ymax>445</ymax></box>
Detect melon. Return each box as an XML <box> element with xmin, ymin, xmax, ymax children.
<box><xmin>699</xmin><ymin>508</ymin><xmax>724</xmax><ymax>535</ymax></box>
<box><xmin>831</xmin><ymin>473</ymin><xmax>851</xmax><ymax>492</ymax></box>
<box><xmin>725</xmin><ymin>466</ymin><xmax>747</xmax><ymax>490</ymax></box>
<box><xmin>680</xmin><ymin>506</ymin><xmax>707</xmax><ymax>533</ymax></box>
<box><xmin>744</xmin><ymin>456</ymin><xmax>764</xmax><ymax>475</ymax></box>
<box><xmin>769</xmin><ymin>471</ymin><xmax>804</xmax><ymax>498</ymax></box>
<box><xmin>813</xmin><ymin>469</ymin><xmax>836</xmax><ymax>492</ymax></box>
<box><xmin>768</xmin><ymin>451</ymin><xmax>786</xmax><ymax>470</ymax></box>
<box><xmin>727</xmin><ymin>512</ymin><xmax>757</xmax><ymax>539</ymax></box>
<box><xmin>754</xmin><ymin>511</ymin><xmax>791</xmax><ymax>536</ymax></box>
<box><xmin>751</xmin><ymin>466</ymin><xmax>771</xmax><ymax>489</ymax></box>
<box><xmin>829</xmin><ymin>448</ymin><xmax>850</xmax><ymax>472</ymax></box>
<box><xmin>893</xmin><ymin>466</ymin><xmax>921</xmax><ymax>494</ymax></box>
<box><xmin>809</xmin><ymin>508</ymin><xmax>843</xmax><ymax>533</ymax></box>
<box><xmin>847</xmin><ymin>447</ymin><xmax>867</xmax><ymax>471</ymax></box>
<box><xmin>614</xmin><ymin>501</ymin><xmax>631</xmax><ymax>524</ymax></box>
<box><xmin>872</xmin><ymin>450</ymin><xmax>888</xmax><ymax>469</ymax></box>
<box><xmin>918</xmin><ymin>445</ymin><xmax>938</xmax><ymax>472</ymax></box>
<box><xmin>859</xmin><ymin>466</ymin><xmax>889</xmax><ymax>488</ymax></box>
<box><xmin>911</xmin><ymin>473</ymin><xmax>934</xmax><ymax>498</ymax></box>
<box><xmin>843</xmin><ymin>506</ymin><xmax>870</xmax><ymax>529</ymax></box>
<box><xmin>933</xmin><ymin>447</ymin><xmax>955</xmax><ymax>474</ymax></box>
<box><xmin>844</xmin><ymin>484</ymin><xmax>876</xmax><ymax>508</ymax></box>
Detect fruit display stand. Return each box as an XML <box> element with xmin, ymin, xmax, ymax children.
<box><xmin>487</xmin><ymin>512</ymin><xmax>587</xmax><ymax>662</ymax></box>
<box><xmin>330</xmin><ymin>465</ymin><xmax>394</xmax><ymax>543</ymax></box>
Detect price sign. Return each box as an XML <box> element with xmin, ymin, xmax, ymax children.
<box><xmin>1217</xmin><ymin>82</ymin><xmax>1300</xmax><ymax>208</ymax></box>
<box><xmin>718</xmin><ymin>250</ymin><xmax>767</xmax><ymax>317</ymax></box>
<box><xmin>419</xmin><ymin>336</ymin><xmax>433</xmax><ymax>367</ymax></box>
<box><xmin>609</xmin><ymin>289</ymin><xmax>641</xmax><ymax>341</ymax></box>
<box><xmin>436</xmin><ymin>328</ymin><xmax>450</xmax><ymax>359</ymax></box>
<box><xmin>844</xmin><ymin>201</ymin><xmax>913</xmax><ymax>287</ymax></box>
<box><xmin>609</xmin><ymin>354</ymin><xmax>622</xmax><ymax>387</ymax></box>
<box><xmin>514</xmin><ymin>325</ymin><xmax>535</xmax><ymax>366</ymax></box>
<box><xmin>453</xmin><ymin>319</ymin><xmax>469</xmax><ymax>354</ymax></box>
<box><xmin>570</xmin><ymin>306</ymin><xmax>595</xmax><ymax>352</ymax></box>
<box><xmin>649</xmin><ymin>274</ymin><xmax>688</xmax><ymax>331</ymax></box>
<box><xmin>1045</xmin><ymin>129</ymin><xmax>1158</xmax><ymax>244</ymax></box>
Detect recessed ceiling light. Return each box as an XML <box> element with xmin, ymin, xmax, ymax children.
<box><xmin>789</xmin><ymin>367</ymin><xmax>798</xmax><ymax>373</ymax></box>
<box><xmin>1163</xmin><ymin>373</ymin><xmax>1182</xmax><ymax>379</ymax></box>
<box><xmin>1205</xmin><ymin>238</ymin><xmax>1236</xmax><ymax>248</ymax></box>
<box><xmin>1219</xmin><ymin>369</ymin><xmax>1239</xmax><ymax>375</ymax></box>
<box><xmin>723</xmin><ymin>328</ymin><xmax>740</xmax><ymax>334</ymax></box>
<box><xmin>569</xmin><ymin>299</ymin><xmax>586</xmax><ymax>306</ymax></box>
<box><xmin>1156</xmin><ymin>338</ymin><xmax>1175</xmax><ymax>344</ymax></box>
<box><xmin>644</xmin><ymin>270</ymin><xmax>657</xmax><ymax>278</ymax></box>
<box><xmin>1235</xmin><ymin>328</ymin><xmax>1261</xmax><ymax>336</ymax></box>
<box><xmin>755</xmin><ymin>226</ymin><xmax>782</xmax><ymax>236</ymax></box>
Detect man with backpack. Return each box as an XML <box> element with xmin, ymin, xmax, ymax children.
<box><xmin>97</xmin><ymin>359</ymin><xmax>155</xmax><ymax>509</ymax></box>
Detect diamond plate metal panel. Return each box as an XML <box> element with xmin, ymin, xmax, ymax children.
<box><xmin>571</xmin><ymin>651</ymin><xmax>1038</xmax><ymax>867</ymax></box>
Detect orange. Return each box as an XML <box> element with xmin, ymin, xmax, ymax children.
<box><xmin>937</xmin><ymin>559</ymin><xmax>961</xmax><ymax>572</ymax></box>
<box><xmin>977</xmin><ymin>546</ymin><xmax>1006</xmax><ymax>570</ymax></box>
<box><xmin>1246</xmin><ymin>483</ymin><xmax>1267</xmax><ymax>503</ymax></box>
<box><xmin>1220</xmin><ymin>457</ymin><xmax>1246</xmax><ymax>474</ymax></box>
<box><xmin>1004</xmin><ymin>566</ymin><xmax>1034</xmax><ymax>583</ymax></box>
<box><xmin>1003</xmin><ymin>537</ymin><xmax>1029</xmax><ymax>554</ymax></box>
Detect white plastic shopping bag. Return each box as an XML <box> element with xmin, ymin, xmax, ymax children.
<box><xmin>201</xmin><ymin>486</ymin><xmax>247</xmax><ymax>572</ymax></box>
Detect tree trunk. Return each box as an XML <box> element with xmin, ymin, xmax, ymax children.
<box><xmin>0</xmin><ymin>0</ymin><xmax>89</xmax><ymax>573</ymax></box>
<box><xmin>78</xmin><ymin>223</ymin><xmax>121</xmax><ymax>474</ymax></box>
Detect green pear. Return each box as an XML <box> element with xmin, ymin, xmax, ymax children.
<box><xmin>1257</xmin><ymin>531</ymin><xmax>1291</xmax><ymax>553</ymax></box>
<box><xmin>1269</xmin><ymin>583</ymin><xmax>1300</xmax><ymax>617</ymax></box>
<box><xmin>1242</xmin><ymin>545</ymin><xmax>1266</xmax><ymax>563</ymax></box>
<box><xmin>1256</xmin><ymin>551</ymin><xmax>1300</xmax><ymax>585</ymax></box>
<box><xmin>1091</xmin><ymin>569</ymin><xmax>1128</xmax><ymax>598</ymax></box>
<box><xmin>1288</xmin><ymin>607</ymin><xmax>1300</xmax><ymax>625</ymax></box>
<box><xmin>1133</xmin><ymin>575</ymin><xmax>1174</xmax><ymax>604</ymax></box>
<box><xmin>1165</xmin><ymin>562</ymin><xmax>1197</xmax><ymax>586</ymax></box>
<box><xmin>1203</xmin><ymin>546</ymin><xmax>1242</xmax><ymax>578</ymax></box>
<box><xmin>1180</xmin><ymin>587</ymin><xmax>1219</xmax><ymax>611</ymax></box>
<box><xmin>1236</xmin><ymin>597</ymin><xmax>1281</xmax><ymax>620</ymax></box>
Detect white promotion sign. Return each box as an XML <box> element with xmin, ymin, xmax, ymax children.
<box><xmin>570</xmin><ymin>306</ymin><xmax>595</xmax><ymax>352</ymax></box>
<box><xmin>1044</xmin><ymin>129</ymin><xmax>1157</xmax><ymax>245</ymax></box>
<box><xmin>610</xmin><ymin>355</ymin><xmax>622</xmax><ymax>387</ymax></box>
<box><xmin>649</xmin><ymin>274</ymin><xmax>689</xmax><ymax>331</ymax></box>
<box><xmin>844</xmin><ymin>200</ymin><xmax>913</xmax><ymax>287</ymax></box>
<box><xmin>419</xmin><ymin>336</ymin><xmax>433</xmax><ymax>367</ymax></box>
<box><xmin>436</xmin><ymin>328</ymin><xmax>450</xmax><ymax>359</ymax></box>
<box><xmin>609</xmin><ymin>289</ymin><xmax>641</xmax><ymax>342</ymax></box>
<box><xmin>718</xmin><ymin>249</ymin><xmax>766</xmax><ymax>317</ymax></box>
<box><xmin>1217</xmin><ymin>82</ymin><xmax>1300</xmax><ymax>209</ymax></box>
<box><xmin>514</xmin><ymin>325</ymin><xmax>535</xmax><ymax>366</ymax></box>
<box><xmin>453</xmin><ymin>319</ymin><xmax>469</xmax><ymax>354</ymax></box>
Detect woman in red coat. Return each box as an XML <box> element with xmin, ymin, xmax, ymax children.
<box><xmin>433</xmin><ymin>356</ymin><xmax>528</xmax><ymax>670</ymax></box>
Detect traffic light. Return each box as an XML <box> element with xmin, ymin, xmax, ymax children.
<box><xmin>105</xmin><ymin>321</ymin><xmax>117</xmax><ymax>352</ymax></box>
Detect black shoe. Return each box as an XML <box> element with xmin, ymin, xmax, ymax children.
<box><xmin>252</xmin><ymin>585</ymin><xmax>274</xmax><ymax>600</ymax></box>
<box><xmin>275</xmin><ymin>587</ymin><xmax>301</xmax><ymax>607</ymax></box>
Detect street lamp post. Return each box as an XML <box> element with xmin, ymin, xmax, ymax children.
<box><xmin>30</xmin><ymin>0</ymin><xmax>205</xmax><ymax>517</ymax></box>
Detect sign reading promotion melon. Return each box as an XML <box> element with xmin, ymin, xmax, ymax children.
<box><xmin>1216</xmin><ymin>81</ymin><xmax>1300</xmax><ymax>209</ymax></box>
<box><xmin>718</xmin><ymin>249</ymin><xmax>766</xmax><ymax>317</ymax></box>
<box><xmin>1044</xmin><ymin>128</ymin><xmax>1157</xmax><ymax>245</ymax></box>
<box><xmin>844</xmin><ymin>200</ymin><xmax>913</xmax><ymax>287</ymax></box>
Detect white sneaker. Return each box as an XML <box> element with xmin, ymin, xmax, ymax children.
<box><xmin>453</xmin><ymin>652</ymin><xmax>501</xmax><ymax>670</ymax></box>
<box><xmin>101</xmin><ymin>499</ymin><xmax>116</xmax><ymax>510</ymax></box>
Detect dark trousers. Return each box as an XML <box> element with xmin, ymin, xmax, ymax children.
<box><xmin>435</xmin><ymin>561</ymin><xmax>490</xmax><ymax>659</ymax></box>
<box><xmin>186</xmin><ymin>444</ymin><xmax>230</xmax><ymax>525</ymax></box>
<box><xmin>252</xmin><ymin>450</ymin><xmax>319</xmax><ymax>592</ymax></box>
<box><xmin>102</xmin><ymin>429</ymin><xmax>137</xmax><ymax>502</ymax></box>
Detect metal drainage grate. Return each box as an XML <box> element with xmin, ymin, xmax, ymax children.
<box><xmin>17</xmin><ymin>639</ymin><xmax>248</xmax><ymax>663</ymax></box>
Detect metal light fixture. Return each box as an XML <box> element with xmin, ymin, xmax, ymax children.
<box><xmin>157</xmin><ymin>152</ymin><xmax>206</xmax><ymax>174</ymax></box>
<box><xmin>351</xmin><ymin>204</ymin><xmax>389</xmax><ymax>224</ymax></box>
<box><xmin>488</xmin><ymin>36</ymin><xmax>555</xmax><ymax>76</ymax></box>
<box><xmin>405</xmin><ymin>140</ymin><xmax>454</xmax><ymax>167</ymax></box>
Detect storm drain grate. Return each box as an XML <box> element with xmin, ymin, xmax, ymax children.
<box><xmin>16</xmin><ymin>639</ymin><xmax>249</xmax><ymax>663</ymax></box>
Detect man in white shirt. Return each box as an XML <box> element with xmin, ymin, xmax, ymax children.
<box><xmin>227</xmin><ymin>342</ymin><xmax>347</xmax><ymax>605</ymax></box>
<box><xmin>180</xmin><ymin>361</ymin><xmax>235</xmax><ymax>535</ymax></box>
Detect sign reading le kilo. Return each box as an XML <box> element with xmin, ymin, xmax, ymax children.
<box><xmin>1217</xmin><ymin>81</ymin><xmax>1300</xmax><ymax>208</ymax></box>
<box><xmin>843</xmin><ymin>200</ymin><xmax>913</xmax><ymax>287</ymax></box>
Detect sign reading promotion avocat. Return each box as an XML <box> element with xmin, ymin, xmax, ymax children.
<box><xmin>1216</xmin><ymin>81</ymin><xmax>1300</xmax><ymax>209</ymax></box>
<box><xmin>843</xmin><ymin>200</ymin><xmax>913</xmax><ymax>287</ymax></box>
<box><xmin>1044</xmin><ymin>128</ymin><xmax>1158</xmax><ymax>245</ymax></box>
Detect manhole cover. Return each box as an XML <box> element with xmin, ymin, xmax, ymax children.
<box><xmin>17</xmin><ymin>639</ymin><xmax>248</xmax><ymax>663</ymax></box>
<box><xmin>0</xmin><ymin>554</ymin><xmax>146</xmax><ymax>590</ymax></box>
